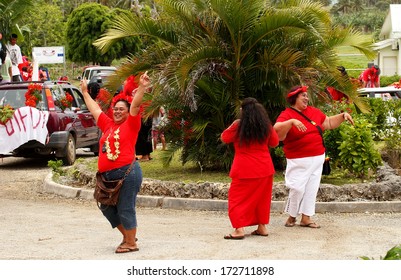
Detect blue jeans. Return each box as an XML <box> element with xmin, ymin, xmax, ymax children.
<box><xmin>100</xmin><ymin>161</ymin><xmax>142</xmax><ymax>230</ymax></box>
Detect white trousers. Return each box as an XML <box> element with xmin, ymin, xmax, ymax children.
<box><xmin>284</xmin><ymin>154</ymin><xmax>325</xmax><ymax>217</ymax></box>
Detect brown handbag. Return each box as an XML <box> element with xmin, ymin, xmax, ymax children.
<box><xmin>94</xmin><ymin>160</ymin><xmax>135</xmax><ymax>208</ymax></box>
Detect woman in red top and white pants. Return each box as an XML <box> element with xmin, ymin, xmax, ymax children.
<box><xmin>274</xmin><ymin>86</ymin><xmax>354</xmax><ymax>228</ymax></box>
<box><xmin>221</xmin><ymin>97</ymin><xmax>279</xmax><ymax>239</ymax></box>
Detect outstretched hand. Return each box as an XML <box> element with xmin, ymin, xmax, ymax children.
<box><xmin>139</xmin><ymin>71</ymin><xmax>151</xmax><ymax>89</ymax></box>
<box><xmin>343</xmin><ymin>112</ymin><xmax>354</xmax><ymax>125</ymax></box>
<box><xmin>80</xmin><ymin>78</ymin><xmax>88</xmax><ymax>93</ymax></box>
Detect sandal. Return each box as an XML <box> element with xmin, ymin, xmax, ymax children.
<box><xmin>223</xmin><ymin>234</ymin><xmax>245</xmax><ymax>240</ymax></box>
<box><xmin>115</xmin><ymin>244</ymin><xmax>139</xmax><ymax>253</ymax></box>
<box><xmin>285</xmin><ymin>218</ymin><xmax>296</xmax><ymax>227</ymax></box>
<box><xmin>300</xmin><ymin>222</ymin><xmax>321</xmax><ymax>228</ymax></box>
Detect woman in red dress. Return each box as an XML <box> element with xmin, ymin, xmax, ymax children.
<box><xmin>221</xmin><ymin>97</ymin><xmax>279</xmax><ymax>239</ymax></box>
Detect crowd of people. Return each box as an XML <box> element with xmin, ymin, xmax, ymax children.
<box><xmin>0</xmin><ymin>32</ymin><xmax>51</xmax><ymax>83</ymax></box>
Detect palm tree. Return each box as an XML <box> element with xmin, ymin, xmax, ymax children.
<box><xmin>94</xmin><ymin>0</ymin><xmax>374</xmax><ymax>170</ymax></box>
<box><xmin>0</xmin><ymin>0</ymin><xmax>33</xmax><ymax>41</ymax></box>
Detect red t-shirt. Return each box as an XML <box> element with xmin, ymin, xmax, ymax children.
<box><xmin>361</xmin><ymin>68</ymin><xmax>379</xmax><ymax>87</ymax></box>
<box><xmin>97</xmin><ymin>112</ymin><xmax>141</xmax><ymax>172</ymax></box>
<box><xmin>221</xmin><ymin>121</ymin><xmax>279</xmax><ymax>179</ymax></box>
<box><xmin>276</xmin><ymin>106</ymin><xmax>326</xmax><ymax>159</ymax></box>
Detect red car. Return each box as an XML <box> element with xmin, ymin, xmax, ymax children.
<box><xmin>0</xmin><ymin>81</ymin><xmax>101</xmax><ymax>165</ymax></box>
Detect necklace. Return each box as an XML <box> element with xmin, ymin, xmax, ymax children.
<box><xmin>104</xmin><ymin>127</ymin><xmax>120</xmax><ymax>161</ymax></box>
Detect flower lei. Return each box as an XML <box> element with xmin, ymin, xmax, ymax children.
<box><xmin>25</xmin><ymin>83</ymin><xmax>43</xmax><ymax>107</ymax></box>
<box><xmin>105</xmin><ymin>127</ymin><xmax>120</xmax><ymax>161</ymax></box>
<box><xmin>55</xmin><ymin>93</ymin><xmax>74</xmax><ymax>111</ymax></box>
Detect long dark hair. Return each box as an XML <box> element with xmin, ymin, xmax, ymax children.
<box><xmin>236</xmin><ymin>97</ymin><xmax>272</xmax><ymax>146</ymax></box>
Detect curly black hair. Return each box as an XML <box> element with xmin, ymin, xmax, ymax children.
<box><xmin>236</xmin><ymin>97</ymin><xmax>272</xmax><ymax>146</ymax></box>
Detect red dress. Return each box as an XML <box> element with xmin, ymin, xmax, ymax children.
<box><xmin>221</xmin><ymin>121</ymin><xmax>279</xmax><ymax>228</ymax></box>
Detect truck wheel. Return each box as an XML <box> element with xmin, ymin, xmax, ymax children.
<box><xmin>62</xmin><ymin>134</ymin><xmax>76</xmax><ymax>165</ymax></box>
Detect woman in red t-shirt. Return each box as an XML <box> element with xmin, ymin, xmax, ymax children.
<box><xmin>274</xmin><ymin>86</ymin><xmax>354</xmax><ymax>229</ymax></box>
<box><xmin>221</xmin><ymin>97</ymin><xmax>279</xmax><ymax>239</ymax></box>
<box><xmin>81</xmin><ymin>72</ymin><xmax>150</xmax><ymax>253</ymax></box>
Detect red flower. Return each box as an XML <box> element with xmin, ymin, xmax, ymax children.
<box><xmin>95</xmin><ymin>88</ymin><xmax>113</xmax><ymax>112</ymax></box>
<box><xmin>25</xmin><ymin>83</ymin><xmax>43</xmax><ymax>107</ymax></box>
<box><xmin>55</xmin><ymin>93</ymin><xmax>73</xmax><ymax>111</ymax></box>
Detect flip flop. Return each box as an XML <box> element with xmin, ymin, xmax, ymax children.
<box><xmin>284</xmin><ymin>219</ymin><xmax>296</xmax><ymax>227</ymax></box>
<box><xmin>224</xmin><ymin>234</ymin><xmax>245</xmax><ymax>240</ymax></box>
<box><xmin>300</xmin><ymin>222</ymin><xmax>321</xmax><ymax>229</ymax></box>
<box><xmin>284</xmin><ymin>222</ymin><xmax>296</xmax><ymax>227</ymax></box>
<box><xmin>115</xmin><ymin>246</ymin><xmax>139</xmax><ymax>253</ymax></box>
<box><xmin>251</xmin><ymin>230</ymin><xmax>269</xmax><ymax>237</ymax></box>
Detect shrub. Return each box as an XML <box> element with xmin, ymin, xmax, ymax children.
<box><xmin>338</xmin><ymin>118</ymin><xmax>382</xmax><ymax>179</ymax></box>
<box><xmin>380</xmin><ymin>75</ymin><xmax>400</xmax><ymax>87</ymax></box>
<box><xmin>360</xmin><ymin>244</ymin><xmax>401</xmax><ymax>260</ymax></box>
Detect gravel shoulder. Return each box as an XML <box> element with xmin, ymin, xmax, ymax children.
<box><xmin>1</xmin><ymin>156</ymin><xmax>401</xmax><ymax>261</ymax></box>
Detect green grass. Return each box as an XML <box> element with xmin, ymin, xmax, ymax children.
<box><xmin>73</xmin><ymin>149</ymin><xmax>367</xmax><ymax>185</ymax></box>
<box><xmin>335</xmin><ymin>34</ymin><xmax>375</xmax><ymax>78</ymax></box>
<box><xmin>140</xmin><ymin>149</ymin><xmax>233</xmax><ymax>183</ymax></box>
<box><xmin>129</xmin><ymin>150</ymin><xmax>362</xmax><ymax>185</ymax></box>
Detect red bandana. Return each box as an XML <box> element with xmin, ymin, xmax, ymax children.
<box><xmin>287</xmin><ymin>86</ymin><xmax>308</xmax><ymax>98</ymax></box>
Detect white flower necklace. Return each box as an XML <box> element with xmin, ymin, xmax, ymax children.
<box><xmin>104</xmin><ymin>127</ymin><xmax>120</xmax><ymax>161</ymax></box>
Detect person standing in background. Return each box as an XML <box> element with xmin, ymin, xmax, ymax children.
<box><xmin>221</xmin><ymin>97</ymin><xmax>279</xmax><ymax>239</ymax></box>
<box><xmin>6</xmin><ymin>34</ymin><xmax>23</xmax><ymax>82</ymax></box>
<box><xmin>152</xmin><ymin>106</ymin><xmax>167</xmax><ymax>151</ymax></box>
<box><xmin>0</xmin><ymin>49</ymin><xmax>12</xmax><ymax>83</ymax></box>
<box><xmin>359</xmin><ymin>65</ymin><xmax>380</xmax><ymax>88</ymax></box>
<box><xmin>0</xmin><ymin>32</ymin><xmax>3</xmax><ymax>81</ymax></box>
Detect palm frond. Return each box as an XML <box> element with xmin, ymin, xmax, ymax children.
<box><xmin>94</xmin><ymin>12</ymin><xmax>179</xmax><ymax>53</ymax></box>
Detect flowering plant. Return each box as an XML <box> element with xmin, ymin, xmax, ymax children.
<box><xmin>95</xmin><ymin>88</ymin><xmax>113</xmax><ymax>112</ymax></box>
<box><xmin>55</xmin><ymin>92</ymin><xmax>74</xmax><ymax>111</ymax></box>
<box><xmin>25</xmin><ymin>83</ymin><xmax>43</xmax><ymax>107</ymax></box>
<box><xmin>0</xmin><ymin>104</ymin><xmax>15</xmax><ymax>125</ymax></box>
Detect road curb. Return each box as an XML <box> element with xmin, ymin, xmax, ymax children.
<box><xmin>43</xmin><ymin>173</ymin><xmax>401</xmax><ymax>213</ymax></box>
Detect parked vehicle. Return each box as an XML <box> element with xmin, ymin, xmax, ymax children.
<box><xmin>80</xmin><ymin>66</ymin><xmax>116</xmax><ymax>82</ymax></box>
<box><xmin>358</xmin><ymin>86</ymin><xmax>401</xmax><ymax>126</ymax></box>
<box><xmin>0</xmin><ymin>81</ymin><xmax>101</xmax><ymax>165</ymax></box>
<box><xmin>357</xmin><ymin>86</ymin><xmax>401</xmax><ymax>99</ymax></box>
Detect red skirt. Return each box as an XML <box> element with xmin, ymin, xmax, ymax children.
<box><xmin>228</xmin><ymin>176</ymin><xmax>273</xmax><ymax>228</ymax></box>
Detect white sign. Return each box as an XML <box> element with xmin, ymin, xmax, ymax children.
<box><xmin>32</xmin><ymin>46</ymin><xmax>65</xmax><ymax>64</ymax></box>
<box><xmin>0</xmin><ymin>107</ymin><xmax>49</xmax><ymax>154</ymax></box>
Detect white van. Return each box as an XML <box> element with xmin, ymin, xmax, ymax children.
<box><xmin>357</xmin><ymin>86</ymin><xmax>401</xmax><ymax>100</ymax></box>
<box><xmin>80</xmin><ymin>66</ymin><xmax>116</xmax><ymax>81</ymax></box>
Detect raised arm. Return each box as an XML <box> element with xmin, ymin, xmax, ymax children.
<box><xmin>322</xmin><ymin>112</ymin><xmax>354</xmax><ymax>130</ymax></box>
<box><xmin>130</xmin><ymin>72</ymin><xmax>151</xmax><ymax>117</ymax></box>
<box><xmin>80</xmin><ymin>78</ymin><xmax>102</xmax><ymax>122</ymax></box>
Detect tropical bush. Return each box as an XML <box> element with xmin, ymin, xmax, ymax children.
<box><xmin>337</xmin><ymin>118</ymin><xmax>382</xmax><ymax>179</ymax></box>
<box><xmin>360</xmin><ymin>244</ymin><xmax>401</xmax><ymax>260</ymax></box>
<box><xmin>380</xmin><ymin>75</ymin><xmax>401</xmax><ymax>87</ymax></box>
<box><xmin>94</xmin><ymin>0</ymin><xmax>374</xmax><ymax>171</ymax></box>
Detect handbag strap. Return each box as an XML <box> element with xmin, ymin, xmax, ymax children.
<box><xmin>289</xmin><ymin>107</ymin><xmax>325</xmax><ymax>148</ymax></box>
<box><xmin>100</xmin><ymin>158</ymin><xmax>136</xmax><ymax>182</ymax></box>
<box><xmin>120</xmin><ymin>159</ymin><xmax>136</xmax><ymax>181</ymax></box>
